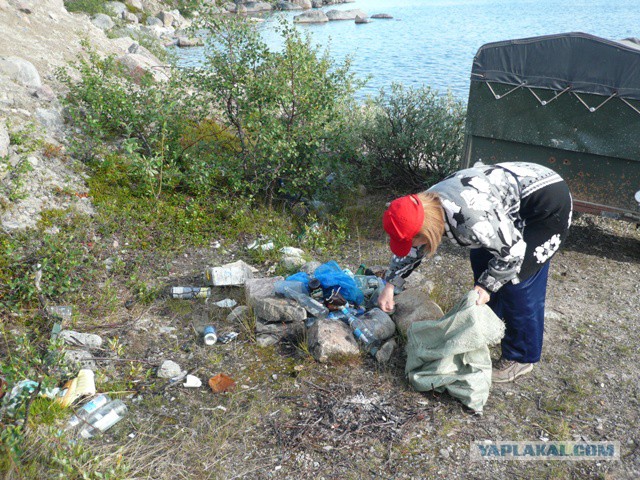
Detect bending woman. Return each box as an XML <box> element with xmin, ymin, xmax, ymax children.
<box><xmin>378</xmin><ymin>162</ymin><xmax>572</xmax><ymax>383</ymax></box>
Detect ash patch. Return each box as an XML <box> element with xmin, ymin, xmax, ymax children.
<box><xmin>270</xmin><ymin>383</ymin><xmax>422</xmax><ymax>450</ymax></box>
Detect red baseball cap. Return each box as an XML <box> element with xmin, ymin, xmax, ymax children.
<box><xmin>383</xmin><ymin>194</ymin><xmax>424</xmax><ymax>257</ymax></box>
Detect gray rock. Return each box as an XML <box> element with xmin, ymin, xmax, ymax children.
<box><xmin>375</xmin><ymin>338</ymin><xmax>397</xmax><ymax>363</ymax></box>
<box><xmin>300</xmin><ymin>261</ymin><xmax>321</xmax><ymax>275</ymax></box>
<box><xmin>280</xmin><ymin>255</ymin><xmax>306</xmax><ymax>271</ymax></box>
<box><xmin>256</xmin><ymin>317</ymin><xmax>304</xmax><ymax>337</ymax></box>
<box><xmin>0</xmin><ymin>120</ymin><xmax>8</xmax><ymax>158</ymax></box>
<box><xmin>59</xmin><ymin>330</ymin><xmax>103</xmax><ymax>349</ymax></box>
<box><xmin>227</xmin><ymin>305</ymin><xmax>251</xmax><ymax>324</ymax></box>
<box><xmin>157</xmin><ymin>360</ymin><xmax>182</xmax><ymax>378</ymax></box>
<box><xmin>371</xmin><ymin>13</ymin><xmax>393</xmax><ymax>19</ymax></box>
<box><xmin>157</xmin><ymin>11</ymin><xmax>174</xmax><ymax>27</ymax></box>
<box><xmin>244</xmin><ymin>1</ymin><xmax>272</xmax><ymax>12</ymax></box>
<box><xmin>326</xmin><ymin>8</ymin><xmax>367</xmax><ymax>20</ymax></box>
<box><xmin>177</xmin><ymin>36</ymin><xmax>202</xmax><ymax>47</ymax></box>
<box><xmin>308</xmin><ymin>318</ymin><xmax>359</xmax><ymax>362</ymax></box>
<box><xmin>292</xmin><ymin>0</ymin><xmax>312</xmax><ymax>8</ymax></box>
<box><xmin>0</xmin><ymin>56</ymin><xmax>42</xmax><ymax>88</ymax></box>
<box><xmin>393</xmin><ymin>289</ymin><xmax>444</xmax><ymax>337</ymax></box>
<box><xmin>91</xmin><ymin>13</ymin><xmax>115</xmax><ymax>30</ymax></box>
<box><xmin>354</xmin><ymin>15</ymin><xmax>370</xmax><ymax>24</ymax></box>
<box><xmin>63</xmin><ymin>350</ymin><xmax>96</xmax><ymax>370</ymax></box>
<box><xmin>256</xmin><ymin>334</ymin><xmax>279</xmax><ymax>347</ymax></box>
<box><xmin>116</xmin><ymin>53</ymin><xmax>169</xmax><ymax>83</ymax></box>
<box><xmin>146</xmin><ymin>16</ymin><xmax>163</xmax><ymax>27</ymax></box>
<box><xmin>33</xmin><ymin>84</ymin><xmax>56</xmax><ymax>102</ymax></box>
<box><xmin>280</xmin><ymin>246</ymin><xmax>305</xmax><ymax>257</ymax></box>
<box><xmin>123</xmin><ymin>11</ymin><xmax>138</xmax><ymax>23</ymax></box>
<box><xmin>105</xmin><ymin>1</ymin><xmax>126</xmax><ymax>16</ymax></box>
<box><xmin>277</xmin><ymin>1</ymin><xmax>302</xmax><ymax>10</ymax></box>
<box><xmin>36</xmin><ymin>107</ymin><xmax>63</xmax><ymax>132</ymax></box>
<box><xmin>245</xmin><ymin>276</ymin><xmax>284</xmax><ymax>307</ymax></box>
<box><xmin>125</xmin><ymin>0</ymin><xmax>143</xmax><ymax>10</ymax></box>
<box><xmin>360</xmin><ymin>308</ymin><xmax>396</xmax><ymax>341</ymax></box>
<box><xmin>311</xmin><ymin>0</ymin><xmax>323</xmax><ymax>7</ymax></box>
<box><xmin>254</xmin><ymin>296</ymin><xmax>306</xmax><ymax>323</ymax></box>
<box><xmin>403</xmin><ymin>271</ymin><xmax>434</xmax><ymax>293</ymax></box>
<box><xmin>293</xmin><ymin>10</ymin><xmax>329</xmax><ymax>23</ymax></box>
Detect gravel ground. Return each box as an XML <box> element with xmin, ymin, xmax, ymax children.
<box><xmin>64</xmin><ymin>212</ymin><xmax>639</xmax><ymax>479</ymax></box>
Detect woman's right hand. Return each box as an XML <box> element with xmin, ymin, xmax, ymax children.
<box><xmin>377</xmin><ymin>283</ymin><xmax>396</xmax><ymax>313</ymax></box>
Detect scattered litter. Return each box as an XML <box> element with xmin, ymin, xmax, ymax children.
<box><xmin>65</xmin><ymin>394</ymin><xmax>111</xmax><ymax>430</ymax></box>
<box><xmin>56</xmin><ymin>369</ymin><xmax>96</xmax><ymax>408</ymax></box>
<box><xmin>47</xmin><ymin>306</ymin><xmax>72</xmax><ymax>324</ymax></box>
<box><xmin>158</xmin><ymin>326</ymin><xmax>177</xmax><ymax>334</ymax></box>
<box><xmin>248</xmin><ymin>240</ymin><xmax>274</xmax><ymax>251</ymax></box>
<box><xmin>218</xmin><ymin>332</ymin><xmax>238</xmax><ymax>344</ymax></box>
<box><xmin>205</xmin><ymin>260</ymin><xmax>254</xmax><ymax>286</ymax></box>
<box><xmin>208</xmin><ymin>373</ymin><xmax>236</xmax><ymax>393</ymax></box>
<box><xmin>280</xmin><ymin>246</ymin><xmax>304</xmax><ymax>257</ymax></box>
<box><xmin>79</xmin><ymin>399</ymin><xmax>128</xmax><ymax>439</ymax></box>
<box><xmin>212</xmin><ymin>241</ymin><xmax>221</xmax><ymax>249</ymax></box>
<box><xmin>203</xmin><ymin>326</ymin><xmax>217</xmax><ymax>345</ymax></box>
<box><xmin>214</xmin><ymin>298</ymin><xmax>237</xmax><ymax>308</ymax></box>
<box><xmin>171</xmin><ymin>286</ymin><xmax>211</xmax><ymax>299</ymax></box>
<box><xmin>183</xmin><ymin>375</ymin><xmax>202</xmax><ymax>388</ymax></box>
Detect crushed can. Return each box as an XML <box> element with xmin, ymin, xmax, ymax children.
<box><xmin>203</xmin><ymin>326</ymin><xmax>217</xmax><ymax>345</ymax></box>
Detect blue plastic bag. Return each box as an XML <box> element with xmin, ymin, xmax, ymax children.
<box><xmin>313</xmin><ymin>261</ymin><xmax>364</xmax><ymax>306</ymax></box>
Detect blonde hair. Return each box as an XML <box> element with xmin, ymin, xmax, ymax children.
<box><xmin>415</xmin><ymin>192</ymin><xmax>445</xmax><ymax>256</ymax></box>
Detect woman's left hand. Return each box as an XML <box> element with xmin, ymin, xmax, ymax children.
<box><xmin>474</xmin><ymin>285</ymin><xmax>490</xmax><ymax>305</ymax></box>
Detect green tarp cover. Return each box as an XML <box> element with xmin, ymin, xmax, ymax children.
<box><xmin>472</xmin><ymin>32</ymin><xmax>640</xmax><ymax>101</ymax></box>
<box><xmin>405</xmin><ymin>291</ymin><xmax>505</xmax><ymax>413</ymax></box>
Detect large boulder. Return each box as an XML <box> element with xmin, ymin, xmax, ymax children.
<box><xmin>35</xmin><ymin>108</ymin><xmax>63</xmax><ymax>133</ymax></box>
<box><xmin>116</xmin><ymin>53</ymin><xmax>168</xmax><ymax>82</ymax></box>
<box><xmin>292</xmin><ymin>0</ymin><xmax>312</xmax><ymax>8</ymax></box>
<box><xmin>105</xmin><ymin>1</ymin><xmax>127</xmax><ymax>16</ymax></box>
<box><xmin>245</xmin><ymin>276</ymin><xmax>283</xmax><ymax>307</ymax></box>
<box><xmin>125</xmin><ymin>0</ymin><xmax>143</xmax><ymax>11</ymax></box>
<box><xmin>0</xmin><ymin>56</ymin><xmax>41</xmax><ymax>88</ymax></box>
<box><xmin>308</xmin><ymin>318</ymin><xmax>359</xmax><ymax>362</ymax></box>
<box><xmin>256</xmin><ymin>317</ymin><xmax>305</xmax><ymax>347</ymax></box>
<box><xmin>326</xmin><ymin>8</ymin><xmax>367</xmax><ymax>20</ymax></box>
<box><xmin>293</xmin><ymin>10</ymin><xmax>329</xmax><ymax>23</ymax></box>
<box><xmin>157</xmin><ymin>11</ymin><xmax>175</xmax><ymax>27</ymax></box>
<box><xmin>393</xmin><ymin>289</ymin><xmax>444</xmax><ymax>337</ymax></box>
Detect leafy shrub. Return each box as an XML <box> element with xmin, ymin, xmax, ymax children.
<box><xmin>359</xmin><ymin>83</ymin><xmax>466</xmax><ymax>190</ymax></box>
<box><xmin>63</xmin><ymin>0</ymin><xmax>105</xmax><ymax>15</ymax></box>
<box><xmin>189</xmin><ymin>14</ymin><xmax>363</xmax><ymax>204</ymax></box>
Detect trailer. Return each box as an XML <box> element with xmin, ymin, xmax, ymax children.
<box><xmin>462</xmin><ymin>32</ymin><xmax>640</xmax><ymax>222</ymax></box>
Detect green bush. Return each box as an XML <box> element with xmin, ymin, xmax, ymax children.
<box><xmin>63</xmin><ymin>0</ymin><xmax>105</xmax><ymax>15</ymax></box>
<box><xmin>189</xmin><ymin>14</ymin><xmax>363</xmax><ymax>204</ymax></box>
<box><xmin>359</xmin><ymin>83</ymin><xmax>466</xmax><ymax>190</ymax></box>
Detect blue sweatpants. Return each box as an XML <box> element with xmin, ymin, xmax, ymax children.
<box><xmin>470</xmin><ymin>248</ymin><xmax>550</xmax><ymax>364</ymax></box>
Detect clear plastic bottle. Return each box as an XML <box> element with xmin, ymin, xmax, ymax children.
<box><xmin>354</xmin><ymin>275</ymin><xmax>385</xmax><ymax>296</ymax></box>
<box><xmin>171</xmin><ymin>287</ymin><xmax>211</xmax><ymax>299</ymax></box>
<box><xmin>78</xmin><ymin>399</ymin><xmax>128</xmax><ymax>439</ymax></box>
<box><xmin>338</xmin><ymin>306</ymin><xmax>380</xmax><ymax>356</ymax></box>
<box><xmin>282</xmin><ymin>286</ymin><xmax>328</xmax><ymax>320</ymax></box>
<box><xmin>274</xmin><ymin>280</ymin><xmax>308</xmax><ymax>297</ymax></box>
<box><xmin>65</xmin><ymin>394</ymin><xmax>111</xmax><ymax>431</ymax></box>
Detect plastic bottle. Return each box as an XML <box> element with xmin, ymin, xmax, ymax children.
<box><xmin>274</xmin><ymin>280</ymin><xmax>308</xmax><ymax>297</ymax></box>
<box><xmin>354</xmin><ymin>275</ymin><xmax>385</xmax><ymax>296</ymax></box>
<box><xmin>282</xmin><ymin>286</ymin><xmax>328</xmax><ymax>320</ymax></box>
<box><xmin>65</xmin><ymin>394</ymin><xmax>111</xmax><ymax>431</ymax></box>
<box><xmin>203</xmin><ymin>326</ymin><xmax>217</xmax><ymax>345</ymax></box>
<box><xmin>338</xmin><ymin>306</ymin><xmax>380</xmax><ymax>356</ymax></box>
<box><xmin>171</xmin><ymin>287</ymin><xmax>211</xmax><ymax>299</ymax></box>
<box><xmin>78</xmin><ymin>399</ymin><xmax>128</xmax><ymax>439</ymax></box>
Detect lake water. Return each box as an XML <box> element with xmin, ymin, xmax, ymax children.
<box><xmin>176</xmin><ymin>0</ymin><xmax>640</xmax><ymax>101</ymax></box>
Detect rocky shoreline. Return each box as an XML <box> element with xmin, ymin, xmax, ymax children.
<box><xmin>0</xmin><ymin>0</ymin><xmax>390</xmax><ymax>232</ymax></box>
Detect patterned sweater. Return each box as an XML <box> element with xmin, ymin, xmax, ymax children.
<box><xmin>385</xmin><ymin>162</ymin><xmax>564</xmax><ymax>293</ymax></box>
